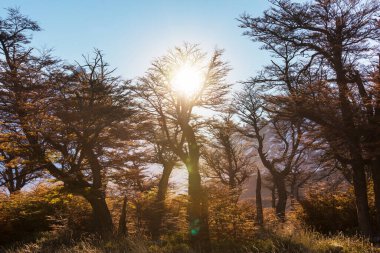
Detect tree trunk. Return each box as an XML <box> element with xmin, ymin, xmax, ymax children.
<box><xmin>182</xmin><ymin>123</ymin><xmax>211</xmax><ymax>251</ymax></box>
<box><xmin>274</xmin><ymin>176</ymin><xmax>287</xmax><ymax>221</ymax></box>
<box><xmin>118</xmin><ymin>195</ymin><xmax>128</xmax><ymax>236</ymax></box>
<box><xmin>85</xmin><ymin>191</ymin><xmax>114</xmax><ymax>238</ymax></box>
<box><xmin>187</xmin><ymin>161</ymin><xmax>211</xmax><ymax>252</ymax></box>
<box><xmin>149</xmin><ymin>163</ymin><xmax>173</xmax><ymax>241</ymax></box>
<box><xmin>352</xmin><ymin>164</ymin><xmax>372</xmax><ymax>237</ymax></box>
<box><xmin>271</xmin><ymin>185</ymin><xmax>276</xmax><ymax>209</ymax></box>
<box><xmin>294</xmin><ymin>184</ymin><xmax>300</xmax><ymax>202</ymax></box>
<box><xmin>256</xmin><ymin>169</ymin><xmax>264</xmax><ymax>225</ymax></box>
<box><xmin>289</xmin><ymin>176</ymin><xmax>301</xmax><ymax>207</ymax></box>
<box><xmin>371</xmin><ymin>159</ymin><xmax>380</xmax><ymax>235</ymax></box>
<box><xmin>334</xmin><ymin>59</ymin><xmax>372</xmax><ymax>237</ymax></box>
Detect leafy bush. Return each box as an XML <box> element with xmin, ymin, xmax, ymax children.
<box><xmin>0</xmin><ymin>184</ymin><xmax>92</xmax><ymax>246</ymax></box>
<box><xmin>298</xmin><ymin>186</ymin><xmax>375</xmax><ymax>234</ymax></box>
<box><xmin>207</xmin><ymin>185</ymin><xmax>255</xmax><ymax>242</ymax></box>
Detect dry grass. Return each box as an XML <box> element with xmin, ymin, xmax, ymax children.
<box><xmin>1</xmin><ymin>228</ymin><xmax>379</xmax><ymax>253</ymax></box>
<box><xmin>1</xmin><ymin>210</ymin><xmax>378</xmax><ymax>253</ymax></box>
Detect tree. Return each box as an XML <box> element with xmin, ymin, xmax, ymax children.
<box><xmin>235</xmin><ymin>85</ymin><xmax>305</xmax><ymax>221</ymax></box>
<box><xmin>147</xmin><ymin>131</ymin><xmax>178</xmax><ymax>241</ymax></box>
<box><xmin>0</xmin><ymin>129</ymin><xmax>43</xmax><ymax>194</ymax></box>
<box><xmin>41</xmin><ymin>51</ymin><xmax>134</xmax><ymax>236</ymax></box>
<box><xmin>370</xmin><ymin>56</ymin><xmax>380</xmax><ymax>231</ymax></box>
<box><xmin>287</xmin><ymin>137</ymin><xmax>345</xmax><ymax>203</ymax></box>
<box><xmin>0</xmin><ymin>9</ymin><xmax>137</xmax><ymax>236</ymax></box>
<box><xmin>238</xmin><ymin>0</ymin><xmax>380</xmax><ymax>236</ymax></box>
<box><xmin>255</xmin><ymin>168</ymin><xmax>264</xmax><ymax>225</ymax></box>
<box><xmin>202</xmin><ymin>113</ymin><xmax>254</xmax><ymax>235</ymax></box>
<box><xmin>133</xmin><ymin>43</ymin><xmax>231</xmax><ymax>250</ymax></box>
<box><xmin>108</xmin><ymin>140</ymin><xmax>151</xmax><ymax>236</ymax></box>
<box><xmin>262</xmin><ymin>174</ymin><xmax>277</xmax><ymax>209</ymax></box>
<box><xmin>0</xmin><ymin>8</ymin><xmax>49</xmax><ymax>194</ymax></box>
<box><xmin>109</xmin><ymin>138</ymin><xmax>161</xmax><ymax>237</ymax></box>
<box><xmin>203</xmin><ymin>113</ymin><xmax>253</xmax><ymax>192</ymax></box>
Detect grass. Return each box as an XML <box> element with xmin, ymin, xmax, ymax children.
<box><xmin>1</xmin><ymin>210</ymin><xmax>378</xmax><ymax>253</ymax></box>
<box><xmin>1</xmin><ymin>227</ymin><xmax>379</xmax><ymax>253</ymax></box>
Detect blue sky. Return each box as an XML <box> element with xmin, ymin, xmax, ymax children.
<box><xmin>0</xmin><ymin>1</ymin><xmax>271</xmax><ymax>83</ymax></box>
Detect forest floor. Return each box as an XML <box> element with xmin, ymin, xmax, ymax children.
<box><xmin>2</xmin><ymin>223</ymin><xmax>379</xmax><ymax>253</ymax></box>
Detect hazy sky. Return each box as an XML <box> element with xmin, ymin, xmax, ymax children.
<box><xmin>0</xmin><ymin>1</ymin><xmax>272</xmax><ymax>83</ymax></box>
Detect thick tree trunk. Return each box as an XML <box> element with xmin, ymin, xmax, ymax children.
<box><xmin>118</xmin><ymin>195</ymin><xmax>128</xmax><ymax>236</ymax></box>
<box><xmin>274</xmin><ymin>176</ymin><xmax>287</xmax><ymax>221</ymax></box>
<box><xmin>187</xmin><ymin>161</ymin><xmax>210</xmax><ymax>252</ymax></box>
<box><xmin>256</xmin><ymin>169</ymin><xmax>264</xmax><ymax>225</ymax></box>
<box><xmin>352</xmin><ymin>164</ymin><xmax>372</xmax><ymax>237</ymax></box>
<box><xmin>85</xmin><ymin>191</ymin><xmax>114</xmax><ymax>238</ymax></box>
<box><xmin>334</xmin><ymin>58</ymin><xmax>372</xmax><ymax>237</ymax></box>
<box><xmin>371</xmin><ymin>159</ymin><xmax>380</xmax><ymax>234</ymax></box>
<box><xmin>149</xmin><ymin>163</ymin><xmax>173</xmax><ymax>241</ymax></box>
<box><xmin>180</xmin><ymin>123</ymin><xmax>211</xmax><ymax>251</ymax></box>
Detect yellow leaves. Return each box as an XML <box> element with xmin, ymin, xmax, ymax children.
<box><xmin>5</xmin><ymin>157</ymin><xmax>22</xmax><ymax>168</ymax></box>
<box><xmin>45</xmin><ymin>150</ymin><xmax>61</xmax><ymax>163</ymax></box>
<box><xmin>49</xmin><ymin>198</ymin><xmax>61</xmax><ymax>205</ymax></box>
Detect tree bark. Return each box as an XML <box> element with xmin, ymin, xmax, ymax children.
<box><xmin>274</xmin><ymin>176</ymin><xmax>287</xmax><ymax>221</ymax></box>
<box><xmin>85</xmin><ymin>190</ymin><xmax>114</xmax><ymax>238</ymax></box>
<box><xmin>371</xmin><ymin>159</ymin><xmax>380</xmax><ymax>234</ymax></box>
<box><xmin>352</xmin><ymin>163</ymin><xmax>372</xmax><ymax>237</ymax></box>
<box><xmin>256</xmin><ymin>169</ymin><xmax>264</xmax><ymax>225</ymax></box>
<box><xmin>118</xmin><ymin>195</ymin><xmax>128</xmax><ymax>236</ymax></box>
<box><xmin>149</xmin><ymin>163</ymin><xmax>173</xmax><ymax>241</ymax></box>
<box><xmin>181</xmin><ymin>122</ymin><xmax>211</xmax><ymax>251</ymax></box>
<box><xmin>271</xmin><ymin>185</ymin><xmax>276</xmax><ymax>209</ymax></box>
<box><xmin>82</xmin><ymin>147</ymin><xmax>114</xmax><ymax>237</ymax></box>
<box><xmin>187</xmin><ymin>160</ymin><xmax>210</xmax><ymax>252</ymax></box>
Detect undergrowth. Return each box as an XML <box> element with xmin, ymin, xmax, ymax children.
<box><xmin>1</xmin><ymin>227</ymin><xmax>379</xmax><ymax>253</ymax></box>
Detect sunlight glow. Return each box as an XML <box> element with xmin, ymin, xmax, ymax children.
<box><xmin>171</xmin><ymin>63</ymin><xmax>204</xmax><ymax>97</ymax></box>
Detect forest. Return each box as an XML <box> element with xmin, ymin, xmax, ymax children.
<box><xmin>0</xmin><ymin>0</ymin><xmax>380</xmax><ymax>252</ymax></box>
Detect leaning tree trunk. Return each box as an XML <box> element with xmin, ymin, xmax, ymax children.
<box><xmin>85</xmin><ymin>190</ymin><xmax>114</xmax><ymax>238</ymax></box>
<box><xmin>256</xmin><ymin>169</ymin><xmax>264</xmax><ymax>225</ymax></box>
<box><xmin>118</xmin><ymin>195</ymin><xmax>128</xmax><ymax>236</ymax></box>
<box><xmin>149</xmin><ymin>163</ymin><xmax>174</xmax><ymax>241</ymax></box>
<box><xmin>274</xmin><ymin>176</ymin><xmax>287</xmax><ymax>222</ymax></box>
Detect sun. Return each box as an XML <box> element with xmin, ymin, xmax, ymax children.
<box><xmin>170</xmin><ymin>63</ymin><xmax>204</xmax><ymax>97</ymax></box>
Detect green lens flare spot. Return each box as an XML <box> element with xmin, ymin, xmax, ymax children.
<box><xmin>190</xmin><ymin>219</ymin><xmax>200</xmax><ymax>235</ymax></box>
<box><xmin>191</xmin><ymin>228</ymin><xmax>199</xmax><ymax>235</ymax></box>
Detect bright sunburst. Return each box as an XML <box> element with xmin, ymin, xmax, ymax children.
<box><xmin>171</xmin><ymin>63</ymin><xmax>204</xmax><ymax>97</ymax></box>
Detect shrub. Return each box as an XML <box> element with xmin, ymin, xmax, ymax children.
<box><xmin>207</xmin><ymin>185</ymin><xmax>255</xmax><ymax>242</ymax></box>
<box><xmin>298</xmin><ymin>186</ymin><xmax>375</xmax><ymax>234</ymax></box>
<box><xmin>0</xmin><ymin>184</ymin><xmax>92</xmax><ymax>246</ymax></box>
